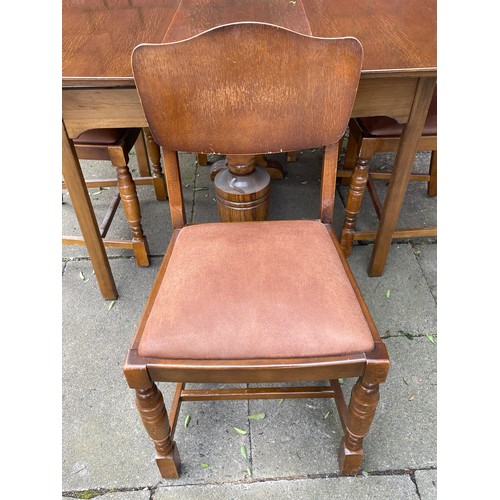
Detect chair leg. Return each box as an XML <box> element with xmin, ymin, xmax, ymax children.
<box><xmin>135</xmin><ymin>130</ymin><xmax>152</xmax><ymax>178</ymax></box>
<box><xmin>197</xmin><ymin>153</ymin><xmax>208</xmax><ymax>166</ymax></box>
<box><xmin>340</xmin><ymin>158</ymin><xmax>369</xmax><ymax>256</ymax></box>
<box><xmin>341</xmin><ymin>128</ymin><xmax>361</xmax><ymax>186</ymax></box>
<box><xmin>135</xmin><ymin>384</ymin><xmax>181</xmax><ymax>478</ymax></box>
<box><xmin>143</xmin><ymin>128</ymin><xmax>168</xmax><ymax>201</ymax></box>
<box><xmin>427</xmin><ymin>150</ymin><xmax>437</xmax><ymax>197</ymax></box>
<box><xmin>338</xmin><ymin>378</ymin><xmax>381</xmax><ymax>475</ymax></box>
<box><xmin>116</xmin><ymin>164</ymin><xmax>150</xmax><ymax>266</ymax></box>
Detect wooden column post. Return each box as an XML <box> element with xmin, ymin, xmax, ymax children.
<box><xmin>214</xmin><ymin>154</ymin><xmax>270</xmax><ymax>222</ymax></box>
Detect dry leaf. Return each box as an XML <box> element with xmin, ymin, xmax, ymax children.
<box><xmin>247</xmin><ymin>413</ymin><xmax>265</xmax><ymax>420</ymax></box>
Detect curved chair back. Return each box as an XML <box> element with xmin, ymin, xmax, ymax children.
<box><xmin>132</xmin><ymin>22</ymin><xmax>362</xmax><ymax>155</ymax></box>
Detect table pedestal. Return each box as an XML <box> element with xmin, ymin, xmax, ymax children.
<box><xmin>210</xmin><ymin>154</ymin><xmax>285</xmax><ymax>181</ymax></box>
<box><xmin>214</xmin><ymin>154</ymin><xmax>270</xmax><ymax>221</ymax></box>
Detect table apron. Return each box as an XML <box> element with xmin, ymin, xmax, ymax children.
<box><xmin>62</xmin><ymin>77</ymin><xmax>421</xmax><ymax>139</ymax></box>
<box><xmin>352</xmin><ymin>77</ymin><xmax>419</xmax><ymax>124</ymax></box>
<box><xmin>62</xmin><ymin>88</ymin><xmax>148</xmax><ymax>139</ymax></box>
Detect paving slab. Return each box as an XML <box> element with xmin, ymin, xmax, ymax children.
<box><xmin>413</xmin><ymin>243</ymin><xmax>437</xmax><ymax>302</ymax></box>
<box><xmin>63</xmin><ymin>489</ymin><xmax>150</xmax><ymax>500</ymax></box>
<box><xmin>415</xmin><ymin>469</ymin><xmax>437</xmax><ymax>500</ymax></box>
<box><xmin>153</xmin><ymin>475</ymin><xmax>420</xmax><ymax>499</ymax></box>
<box><xmin>347</xmin><ymin>244</ymin><xmax>437</xmax><ymax>336</ymax></box>
<box><xmin>361</xmin><ymin>337</ymin><xmax>437</xmax><ymax>471</ymax></box>
<box><xmin>249</xmin><ymin>383</ymin><xmax>340</xmax><ymax>478</ymax></box>
<box><xmin>239</xmin><ymin>336</ymin><xmax>436</xmax><ymax>480</ymax></box>
<box><xmin>157</xmin><ymin>391</ymin><xmax>251</xmax><ymax>486</ymax></box>
<box><xmin>62</xmin><ymin>258</ymin><xmax>164</xmax><ymax>492</ymax></box>
<box><xmin>62</xmin><ymin>258</ymin><xmax>252</xmax><ymax>492</ymax></box>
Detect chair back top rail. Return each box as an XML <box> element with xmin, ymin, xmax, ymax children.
<box><xmin>132</xmin><ymin>22</ymin><xmax>362</xmax><ymax>155</ymax></box>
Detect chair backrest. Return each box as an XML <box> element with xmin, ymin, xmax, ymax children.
<box><xmin>133</xmin><ymin>22</ymin><xmax>362</xmax><ymax>153</ymax></box>
<box><xmin>132</xmin><ymin>22</ymin><xmax>363</xmax><ymax>226</ymax></box>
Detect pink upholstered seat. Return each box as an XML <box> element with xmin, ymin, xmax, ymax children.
<box><xmin>73</xmin><ymin>128</ymin><xmax>127</xmax><ymax>145</ymax></box>
<box><xmin>138</xmin><ymin>220</ymin><xmax>375</xmax><ymax>360</ymax></box>
<box><xmin>357</xmin><ymin>90</ymin><xmax>437</xmax><ymax>137</ymax></box>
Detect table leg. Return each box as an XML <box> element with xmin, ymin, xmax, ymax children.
<box><xmin>368</xmin><ymin>77</ymin><xmax>437</xmax><ymax>276</ymax></box>
<box><xmin>62</xmin><ymin>122</ymin><xmax>118</xmax><ymax>300</ymax></box>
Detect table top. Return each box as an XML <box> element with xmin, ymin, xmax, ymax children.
<box><xmin>62</xmin><ymin>0</ymin><xmax>436</xmax><ymax>87</ymax></box>
<box><xmin>163</xmin><ymin>0</ymin><xmax>311</xmax><ymax>42</ymax></box>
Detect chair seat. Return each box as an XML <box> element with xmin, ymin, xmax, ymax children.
<box><xmin>73</xmin><ymin>128</ymin><xmax>128</xmax><ymax>145</ymax></box>
<box><xmin>138</xmin><ymin>220</ymin><xmax>375</xmax><ymax>360</ymax></box>
<box><xmin>358</xmin><ymin>90</ymin><xmax>437</xmax><ymax>137</ymax></box>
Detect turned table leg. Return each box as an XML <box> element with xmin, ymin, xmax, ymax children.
<box><xmin>135</xmin><ymin>384</ymin><xmax>181</xmax><ymax>478</ymax></box>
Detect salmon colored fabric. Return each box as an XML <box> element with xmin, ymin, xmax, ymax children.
<box><xmin>138</xmin><ymin>220</ymin><xmax>374</xmax><ymax>360</ymax></box>
<box><xmin>74</xmin><ymin>128</ymin><xmax>126</xmax><ymax>145</ymax></box>
<box><xmin>359</xmin><ymin>90</ymin><xmax>437</xmax><ymax>137</ymax></box>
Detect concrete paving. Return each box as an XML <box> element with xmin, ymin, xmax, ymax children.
<box><xmin>62</xmin><ymin>147</ymin><xmax>437</xmax><ymax>499</ymax></box>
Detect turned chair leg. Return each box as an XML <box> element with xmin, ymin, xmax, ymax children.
<box><xmin>143</xmin><ymin>128</ymin><xmax>168</xmax><ymax>201</ymax></box>
<box><xmin>197</xmin><ymin>153</ymin><xmax>208</xmax><ymax>166</ymax></box>
<box><xmin>341</xmin><ymin>128</ymin><xmax>360</xmax><ymax>186</ymax></box>
<box><xmin>135</xmin><ymin>130</ymin><xmax>152</xmax><ymax>178</ymax></box>
<box><xmin>340</xmin><ymin>157</ymin><xmax>369</xmax><ymax>256</ymax></box>
<box><xmin>135</xmin><ymin>384</ymin><xmax>181</xmax><ymax>478</ymax></box>
<box><xmin>338</xmin><ymin>377</ymin><xmax>381</xmax><ymax>475</ymax></box>
<box><xmin>115</xmin><ymin>163</ymin><xmax>150</xmax><ymax>266</ymax></box>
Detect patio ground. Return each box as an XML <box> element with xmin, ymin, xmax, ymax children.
<box><xmin>62</xmin><ymin>145</ymin><xmax>437</xmax><ymax>499</ymax></box>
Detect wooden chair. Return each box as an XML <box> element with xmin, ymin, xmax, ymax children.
<box><xmin>124</xmin><ymin>23</ymin><xmax>389</xmax><ymax>478</ymax></box>
<box><xmin>338</xmin><ymin>90</ymin><xmax>437</xmax><ymax>256</ymax></box>
<box><xmin>62</xmin><ymin>127</ymin><xmax>167</xmax><ymax>266</ymax></box>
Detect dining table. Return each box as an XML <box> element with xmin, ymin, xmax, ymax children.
<box><xmin>62</xmin><ymin>0</ymin><xmax>437</xmax><ymax>299</ymax></box>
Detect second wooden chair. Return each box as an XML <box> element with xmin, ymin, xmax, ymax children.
<box><xmin>338</xmin><ymin>90</ymin><xmax>437</xmax><ymax>256</ymax></box>
<box><xmin>62</xmin><ymin>127</ymin><xmax>167</xmax><ymax>266</ymax></box>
